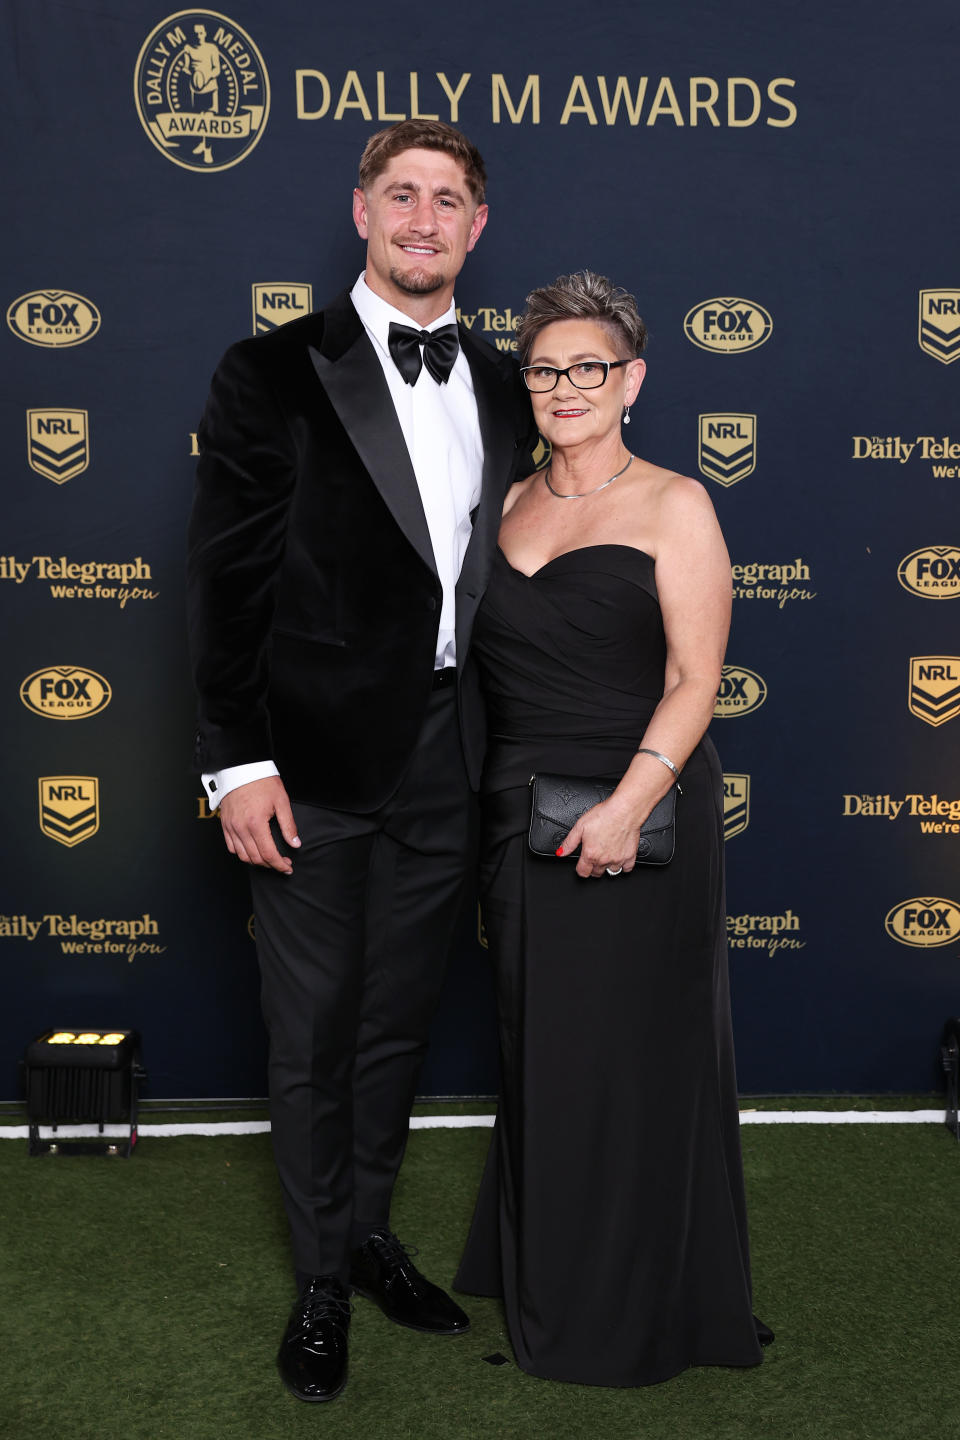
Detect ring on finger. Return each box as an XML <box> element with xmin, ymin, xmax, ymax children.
<box><xmin>605</xmin><ymin>865</ymin><xmax>623</xmax><ymax>876</ymax></box>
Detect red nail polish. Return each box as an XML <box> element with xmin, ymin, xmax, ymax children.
<box><xmin>555</xmin><ymin>847</ymin><xmax>564</xmax><ymax>856</ymax></box>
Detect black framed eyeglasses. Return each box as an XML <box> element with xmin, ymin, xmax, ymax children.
<box><xmin>519</xmin><ymin>359</ymin><xmax>632</xmax><ymax>393</ymax></box>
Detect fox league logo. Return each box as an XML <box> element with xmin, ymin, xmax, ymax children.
<box><xmin>21</xmin><ymin>666</ymin><xmax>112</xmax><ymax>720</ymax></box>
<box><xmin>714</xmin><ymin>666</ymin><xmax>766</xmax><ymax>718</ymax></box>
<box><xmin>698</xmin><ymin>415</ymin><xmax>756</xmax><ymax>486</ymax></box>
<box><xmin>134</xmin><ymin>11</ymin><xmax>270</xmax><ymax>171</ymax></box>
<box><xmin>252</xmin><ymin>283</ymin><xmax>313</xmax><ymax>334</ymax></box>
<box><xmin>885</xmin><ymin>897</ymin><xmax>960</xmax><ymax>948</ymax></box>
<box><xmin>897</xmin><ymin>546</ymin><xmax>960</xmax><ymax>598</ymax></box>
<box><xmin>684</xmin><ymin>298</ymin><xmax>772</xmax><ymax>354</ymax></box>
<box><xmin>918</xmin><ymin>290</ymin><xmax>960</xmax><ymax>364</ymax></box>
<box><xmin>27</xmin><ymin>410</ymin><xmax>89</xmax><ymax>484</ymax></box>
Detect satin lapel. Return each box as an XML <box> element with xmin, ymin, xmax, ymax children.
<box><xmin>308</xmin><ymin>300</ymin><xmax>435</xmax><ymax>575</ymax></box>
<box><xmin>456</xmin><ymin>333</ymin><xmax>514</xmax><ymax>654</ymax></box>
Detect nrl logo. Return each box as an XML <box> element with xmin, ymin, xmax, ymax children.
<box><xmin>908</xmin><ymin>657</ymin><xmax>960</xmax><ymax>727</ymax></box>
<box><xmin>885</xmin><ymin>896</ymin><xmax>960</xmax><ymax>948</ymax></box>
<box><xmin>723</xmin><ymin>773</ymin><xmax>750</xmax><ymax>840</ymax></box>
<box><xmin>252</xmin><ymin>283</ymin><xmax>312</xmax><ymax>334</ymax></box>
<box><xmin>134</xmin><ymin>11</ymin><xmax>270</xmax><ymax>172</ymax></box>
<box><xmin>918</xmin><ymin>289</ymin><xmax>960</xmax><ymax>365</ymax></box>
<box><xmin>27</xmin><ymin>410</ymin><xmax>89</xmax><ymax>484</ymax></box>
<box><xmin>698</xmin><ymin>414</ymin><xmax>756</xmax><ymax>486</ymax></box>
<box><xmin>38</xmin><ymin>776</ymin><xmax>100</xmax><ymax>847</ymax></box>
<box><xmin>684</xmin><ymin>297</ymin><xmax>772</xmax><ymax>355</ymax></box>
<box><xmin>714</xmin><ymin>665</ymin><xmax>767</xmax><ymax>718</ymax></box>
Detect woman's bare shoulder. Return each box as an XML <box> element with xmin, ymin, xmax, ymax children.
<box><xmin>502</xmin><ymin>473</ymin><xmax>539</xmax><ymax>517</ymax></box>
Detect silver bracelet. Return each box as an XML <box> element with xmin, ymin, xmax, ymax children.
<box><xmin>637</xmin><ymin>746</ymin><xmax>681</xmax><ymax>781</ymax></box>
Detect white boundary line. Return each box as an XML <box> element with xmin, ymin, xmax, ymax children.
<box><xmin>0</xmin><ymin>1110</ymin><xmax>947</xmax><ymax>1139</ymax></box>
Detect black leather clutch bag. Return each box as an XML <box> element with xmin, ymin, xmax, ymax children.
<box><xmin>528</xmin><ymin>772</ymin><xmax>677</xmax><ymax>866</ymax></box>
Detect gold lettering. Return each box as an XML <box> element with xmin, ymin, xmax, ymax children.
<box><xmin>596</xmin><ymin>76</ymin><xmax>647</xmax><ymax>125</ymax></box>
<box><xmin>727</xmin><ymin>77</ymin><xmax>761</xmax><ymax>127</ymax></box>
<box><xmin>646</xmin><ymin>76</ymin><xmax>684</xmax><ymax>126</ymax></box>
<box><xmin>689</xmin><ymin>76</ymin><xmax>720</xmax><ymax>127</ymax></box>
<box><xmin>409</xmin><ymin>73</ymin><xmax>438</xmax><ymax>120</ymax></box>
<box><xmin>376</xmin><ymin>71</ymin><xmax>404</xmax><ymax>121</ymax></box>
<box><xmin>296</xmin><ymin>69</ymin><xmax>331</xmax><ymax>120</ymax></box>
<box><xmin>491</xmin><ymin>73</ymin><xmax>540</xmax><ymax>125</ymax></box>
<box><xmin>559</xmin><ymin>75</ymin><xmax>598</xmax><ymax>126</ymax></box>
<box><xmin>766</xmin><ymin>77</ymin><xmax>797</xmax><ymax>127</ymax></box>
<box><xmin>334</xmin><ymin>71</ymin><xmax>373</xmax><ymax>122</ymax></box>
<box><xmin>189</xmin><ymin>432</ymin><xmax>199</xmax><ymax>457</ymax></box>
<box><xmin>436</xmin><ymin>72</ymin><xmax>470</xmax><ymax>121</ymax></box>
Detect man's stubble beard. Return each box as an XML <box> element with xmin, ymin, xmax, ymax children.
<box><xmin>389</xmin><ymin>264</ymin><xmax>447</xmax><ymax>297</ymax></box>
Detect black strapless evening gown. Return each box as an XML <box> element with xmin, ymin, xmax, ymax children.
<box><xmin>454</xmin><ymin>544</ymin><xmax>764</xmax><ymax>1387</ymax></box>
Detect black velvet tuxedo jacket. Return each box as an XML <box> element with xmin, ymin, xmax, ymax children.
<box><xmin>187</xmin><ymin>290</ymin><xmax>539</xmax><ymax>812</ymax></box>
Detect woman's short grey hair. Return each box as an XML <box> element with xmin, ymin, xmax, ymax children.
<box><xmin>515</xmin><ymin>271</ymin><xmax>648</xmax><ymax>362</ymax></box>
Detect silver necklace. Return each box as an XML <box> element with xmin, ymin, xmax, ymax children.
<box><xmin>543</xmin><ymin>454</ymin><xmax>633</xmax><ymax>500</ymax></box>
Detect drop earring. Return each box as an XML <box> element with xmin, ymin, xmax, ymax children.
<box><xmin>622</xmin><ymin>406</ymin><xmax>631</xmax><ymax>425</ymax></box>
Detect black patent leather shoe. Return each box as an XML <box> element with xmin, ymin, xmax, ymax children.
<box><xmin>349</xmin><ymin>1228</ymin><xmax>470</xmax><ymax>1335</ymax></box>
<box><xmin>276</xmin><ymin>1275</ymin><xmax>351</xmax><ymax>1403</ymax></box>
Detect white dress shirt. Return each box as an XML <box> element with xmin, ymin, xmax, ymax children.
<box><xmin>202</xmin><ymin>273</ymin><xmax>483</xmax><ymax>810</ymax></box>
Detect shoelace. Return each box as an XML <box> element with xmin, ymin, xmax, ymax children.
<box><xmin>367</xmin><ymin>1229</ymin><xmax>420</xmax><ymax>1271</ymax></box>
<box><xmin>296</xmin><ymin>1284</ymin><xmax>352</xmax><ymax>1338</ymax></box>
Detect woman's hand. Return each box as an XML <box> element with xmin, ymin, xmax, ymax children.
<box><xmin>559</xmin><ymin>794</ymin><xmax>649</xmax><ymax>878</ymax></box>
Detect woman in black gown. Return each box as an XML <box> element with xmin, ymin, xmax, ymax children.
<box><xmin>455</xmin><ymin>272</ymin><xmax>770</xmax><ymax>1386</ymax></box>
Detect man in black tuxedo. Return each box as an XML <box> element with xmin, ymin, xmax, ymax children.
<box><xmin>187</xmin><ymin>120</ymin><xmax>537</xmax><ymax>1403</ymax></box>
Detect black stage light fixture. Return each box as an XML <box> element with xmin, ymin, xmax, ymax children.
<box><xmin>940</xmin><ymin>1017</ymin><xmax>960</xmax><ymax>1140</ymax></box>
<box><xmin>22</xmin><ymin>1029</ymin><xmax>145</xmax><ymax>1156</ymax></box>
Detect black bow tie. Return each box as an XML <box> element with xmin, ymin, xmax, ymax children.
<box><xmin>387</xmin><ymin>321</ymin><xmax>460</xmax><ymax>386</ymax></box>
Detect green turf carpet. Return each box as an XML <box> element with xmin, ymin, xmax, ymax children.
<box><xmin>1</xmin><ymin>1120</ymin><xmax>958</xmax><ymax>1439</ymax></box>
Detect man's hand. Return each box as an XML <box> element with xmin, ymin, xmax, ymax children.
<box><xmin>218</xmin><ymin>776</ymin><xmax>300</xmax><ymax>873</ymax></box>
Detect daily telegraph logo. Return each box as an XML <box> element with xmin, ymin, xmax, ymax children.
<box><xmin>38</xmin><ymin>777</ymin><xmax>99</xmax><ymax>847</ymax></box>
<box><xmin>252</xmin><ymin>283</ymin><xmax>312</xmax><ymax>334</ymax></box>
<box><xmin>134</xmin><ymin>11</ymin><xmax>270</xmax><ymax>172</ymax></box>
<box><xmin>909</xmin><ymin>658</ymin><xmax>960</xmax><ymax>727</ymax></box>
<box><xmin>698</xmin><ymin>414</ymin><xmax>756</xmax><ymax>486</ymax></box>
<box><xmin>7</xmin><ymin>290</ymin><xmax>100</xmax><ymax>348</ymax></box>
<box><xmin>918</xmin><ymin>290</ymin><xmax>960</xmax><ymax>364</ymax></box>
<box><xmin>885</xmin><ymin>897</ymin><xmax>960</xmax><ymax>948</ymax></box>
<box><xmin>897</xmin><ymin>546</ymin><xmax>960</xmax><ymax>598</ymax></box>
<box><xmin>27</xmin><ymin>410</ymin><xmax>89</xmax><ymax>484</ymax></box>
<box><xmin>714</xmin><ymin>665</ymin><xmax>767</xmax><ymax>718</ymax></box>
<box><xmin>843</xmin><ymin>792</ymin><xmax>960</xmax><ymax>835</ymax></box>
<box><xmin>21</xmin><ymin>667</ymin><xmax>112</xmax><ymax>721</ymax></box>
<box><xmin>684</xmin><ymin>298</ymin><xmax>772</xmax><ymax>354</ymax></box>
<box><xmin>723</xmin><ymin>773</ymin><xmax>750</xmax><ymax>840</ymax></box>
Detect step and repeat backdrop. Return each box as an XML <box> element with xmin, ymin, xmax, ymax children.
<box><xmin>1</xmin><ymin>1</ymin><xmax>957</xmax><ymax>1097</ymax></box>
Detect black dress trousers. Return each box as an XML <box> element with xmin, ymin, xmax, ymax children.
<box><xmin>249</xmin><ymin>685</ymin><xmax>474</xmax><ymax>1278</ymax></box>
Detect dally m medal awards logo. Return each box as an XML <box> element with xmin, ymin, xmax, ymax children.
<box><xmin>684</xmin><ymin>298</ymin><xmax>772</xmax><ymax>354</ymax></box>
<box><xmin>723</xmin><ymin>774</ymin><xmax>750</xmax><ymax>840</ymax></box>
<box><xmin>7</xmin><ymin>290</ymin><xmax>101</xmax><ymax>348</ymax></box>
<box><xmin>885</xmin><ymin>897</ymin><xmax>960</xmax><ymax>948</ymax></box>
<box><xmin>21</xmin><ymin>666</ymin><xmax>112</xmax><ymax>720</ymax></box>
<box><xmin>897</xmin><ymin>546</ymin><xmax>960</xmax><ymax>598</ymax></box>
<box><xmin>27</xmin><ymin>410</ymin><xmax>89</xmax><ymax>484</ymax></box>
<box><xmin>134</xmin><ymin>11</ymin><xmax>270</xmax><ymax>171</ymax></box>
<box><xmin>252</xmin><ymin>284</ymin><xmax>313</xmax><ymax>334</ymax></box>
<box><xmin>918</xmin><ymin>290</ymin><xmax>960</xmax><ymax>365</ymax></box>
<box><xmin>698</xmin><ymin>414</ymin><xmax>756</xmax><ymax>486</ymax></box>
<box><xmin>714</xmin><ymin>665</ymin><xmax>767</xmax><ymax>718</ymax></box>
<box><xmin>38</xmin><ymin>777</ymin><xmax>100</xmax><ymax>847</ymax></box>
<box><xmin>909</xmin><ymin>658</ymin><xmax>960</xmax><ymax>727</ymax></box>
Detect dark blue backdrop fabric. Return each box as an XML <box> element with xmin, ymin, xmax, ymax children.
<box><xmin>2</xmin><ymin>1</ymin><xmax>958</xmax><ymax>1096</ymax></box>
